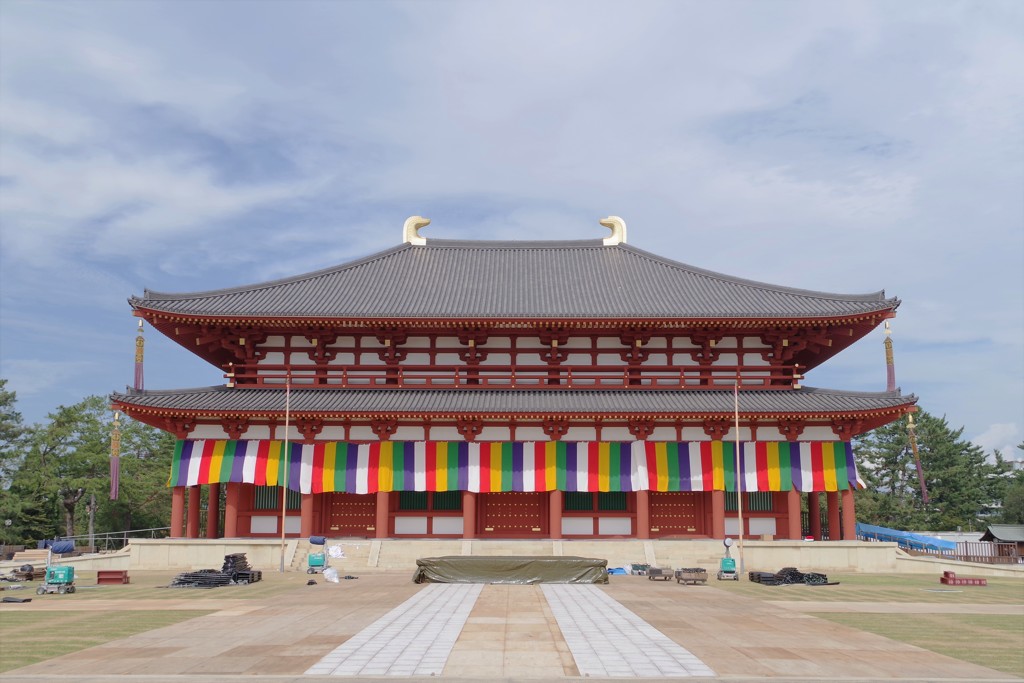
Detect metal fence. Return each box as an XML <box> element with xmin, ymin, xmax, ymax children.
<box><xmin>57</xmin><ymin>527</ymin><xmax>171</xmax><ymax>552</ymax></box>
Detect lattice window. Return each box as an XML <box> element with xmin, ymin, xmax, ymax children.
<box><xmin>598</xmin><ymin>492</ymin><xmax>628</xmax><ymax>511</ymax></box>
<box><xmin>725</xmin><ymin>492</ymin><xmax>773</xmax><ymax>512</ymax></box>
<box><xmin>399</xmin><ymin>491</ymin><xmax>428</xmax><ymax>511</ymax></box>
<box><xmin>254</xmin><ymin>486</ymin><xmax>300</xmax><ymax>510</ymax></box>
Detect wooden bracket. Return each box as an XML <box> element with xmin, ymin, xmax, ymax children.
<box><xmin>456</xmin><ymin>417</ymin><xmax>484</xmax><ymax>442</ymax></box>
<box><xmin>221</xmin><ymin>417</ymin><xmax>250</xmax><ymax>440</ymax></box>
<box><xmin>541</xmin><ymin>417</ymin><xmax>570</xmax><ymax>441</ymax></box>
<box><xmin>701</xmin><ymin>419</ymin><xmax>730</xmax><ymax>440</ymax></box>
<box><xmin>370</xmin><ymin>417</ymin><xmax>399</xmax><ymax>441</ymax></box>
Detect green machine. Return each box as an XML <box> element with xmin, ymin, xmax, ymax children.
<box><xmin>36</xmin><ymin>541</ymin><xmax>77</xmax><ymax>595</ymax></box>
<box><xmin>307</xmin><ymin>536</ymin><xmax>328</xmax><ymax>574</ymax></box>
<box><xmin>716</xmin><ymin>538</ymin><xmax>738</xmax><ymax>581</ymax></box>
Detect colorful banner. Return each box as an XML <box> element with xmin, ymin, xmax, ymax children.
<box><xmin>170</xmin><ymin>440</ymin><xmax>859</xmax><ymax>494</ymax></box>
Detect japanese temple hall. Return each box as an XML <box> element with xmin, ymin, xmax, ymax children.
<box><xmin>111</xmin><ymin>216</ymin><xmax>917</xmax><ymax>542</ymax></box>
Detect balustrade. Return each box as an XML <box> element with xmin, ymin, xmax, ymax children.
<box><xmin>225</xmin><ymin>363</ymin><xmax>798</xmax><ymax>389</ymax></box>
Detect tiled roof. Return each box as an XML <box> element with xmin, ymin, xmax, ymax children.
<box><xmin>132</xmin><ymin>240</ymin><xmax>898</xmax><ymax>320</ymax></box>
<box><xmin>111</xmin><ymin>386</ymin><xmax>915</xmax><ymax>416</ymax></box>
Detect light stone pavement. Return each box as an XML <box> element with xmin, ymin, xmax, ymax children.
<box><xmin>542</xmin><ymin>584</ymin><xmax>715</xmax><ymax>678</ymax></box>
<box><xmin>2</xmin><ymin>570</ymin><xmax>1019</xmax><ymax>682</ymax></box>
<box><xmin>304</xmin><ymin>582</ymin><xmax>715</xmax><ymax>678</ymax></box>
<box><xmin>305</xmin><ymin>583</ymin><xmax>481</xmax><ymax>677</ymax></box>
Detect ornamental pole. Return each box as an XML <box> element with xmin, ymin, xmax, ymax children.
<box><xmin>734</xmin><ymin>380</ymin><xmax>745</xmax><ymax>578</ymax></box>
<box><xmin>279</xmin><ymin>370</ymin><xmax>291</xmax><ymax>572</ymax></box>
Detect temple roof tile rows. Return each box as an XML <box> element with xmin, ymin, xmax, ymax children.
<box><xmin>132</xmin><ymin>240</ymin><xmax>898</xmax><ymax>320</ymax></box>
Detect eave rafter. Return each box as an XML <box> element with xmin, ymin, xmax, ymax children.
<box><xmin>112</xmin><ymin>401</ymin><xmax>915</xmax><ymax>439</ymax></box>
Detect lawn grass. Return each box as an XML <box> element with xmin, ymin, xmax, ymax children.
<box><xmin>6</xmin><ymin>568</ymin><xmax>317</xmax><ymax>603</ymax></box>
<box><xmin>710</xmin><ymin>571</ymin><xmax>1024</xmax><ymax>605</ymax></box>
<box><xmin>0</xmin><ymin>610</ymin><xmax>211</xmax><ymax>673</ymax></box>
<box><xmin>705</xmin><ymin>572</ymin><xmax>1024</xmax><ymax>677</ymax></box>
<box><xmin>815</xmin><ymin>612</ymin><xmax>1024</xmax><ymax>679</ymax></box>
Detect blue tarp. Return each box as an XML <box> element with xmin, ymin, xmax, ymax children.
<box><xmin>856</xmin><ymin>523</ymin><xmax>956</xmax><ymax>552</ymax></box>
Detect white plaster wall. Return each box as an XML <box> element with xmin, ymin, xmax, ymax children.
<box><xmin>348</xmin><ymin>426</ymin><xmax>380</xmax><ymax>441</ymax></box>
<box><xmin>477</xmin><ymin>353</ymin><xmax>512</xmax><ymax>366</ymax></box>
<box><xmin>476</xmin><ymin>427</ymin><xmax>511</xmax><ymax>441</ymax></box>
<box><xmin>802</xmin><ymin>426</ymin><xmax>840</xmax><ymax>440</ymax></box>
<box><xmin>244</xmin><ymin>425</ymin><xmax>271</xmax><ymax>440</ymax></box>
<box><xmin>391</xmin><ymin>427</ymin><xmax>425</xmax><ymax>441</ymax></box>
<box><xmin>261</xmin><ymin>351</ymin><xmax>286</xmax><ymax>365</ymax></box>
<box><xmin>318</xmin><ymin>427</ymin><xmax>348</xmax><ymax>441</ymax></box>
<box><xmin>562</xmin><ymin>427</ymin><xmax>596</xmax><ymax>441</ymax></box>
<box><xmin>191</xmin><ymin>424</ymin><xmax>230</xmax><ymax>439</ymax></box>
<box><xmin>600</xmin><ymin>427</ymin><xmax>634</xmax><ymax>441</ymax></box>
<box><xmin>426</xmin><ymin>427</ymin><xmax>464</xmax><ymax>441</ymax></box>
<box><xmin>743</xmin><ymin>353</ymin><xmax>770</xmax><ymax>367</ymax></box>
<box><xmin>404</xmin><ymin>336</ymin><xmax>432</xmax><ymax>349</ymax></box>
<box><xmin>513</xmin><ymin>427</ymin><xmax>549</xmax><ymax>441</ymax></box>
<box><xmin>648</xmin><ymin>427</ymin><xmax>679</xmax><ymax>441</ymax></box>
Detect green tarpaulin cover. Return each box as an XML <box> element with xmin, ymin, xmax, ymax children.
<box><xmin>412</xmin><ymin>556</ymin><xmax>609</xmax><ymax>584</ymax></box>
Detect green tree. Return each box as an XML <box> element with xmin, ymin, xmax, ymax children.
<box><xmin>996</xmin><ymin>443</ymin><xmax>1024</xmax><ymax>524</ymax></box>
<box><xmin>854</xmin><ymin>418</ymin><xmax>926</xmax><ymax>529</ymax></box>
<box><xmin>12</xmin><ymin>396</ymin><xmax>112</xmax><ymax>538</ymax></box>
<box><xmin>0</xmin><ymin>379</ymin><xmax>26</xmax><ymax>486</ymax></box>
<box><xmin>855</xmin><ymin>410</ymin><xmax>1002</xmax><ymax>531</ymax></box>
<box><xmin>0</xmin><ymin>379</ymin><xmax>29</xmax><ymax>544</ymax></box>
<box><xmin>99</xmin><ymin>416</ymin><xmax>175</xmax><ymax>533</ymax></box>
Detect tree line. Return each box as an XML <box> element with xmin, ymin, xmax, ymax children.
<box><xmin>0</xmin><ymin>380</ymin><xmax>175</xmax><ymax>546</ymax></box>
<box><xmin>0</xmin><ymin>378</ymin><xmax>1021</xmax><ymax>546</ymax></box>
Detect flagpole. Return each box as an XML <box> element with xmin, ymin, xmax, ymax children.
<box><xmin>279</xmin><ymin>370</ymin><xmax>291</xmax><ymax>573</ymax></box>
<box><xmin>734</xmin><ymin>380</ymin><xmax>745</xmax><ymax>578</ymax></box>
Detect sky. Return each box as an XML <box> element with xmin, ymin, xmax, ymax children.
<box><xmin>1</xmin><ymin>0</ymin><xmax>1021</xmax><ymax>461</ymax></box>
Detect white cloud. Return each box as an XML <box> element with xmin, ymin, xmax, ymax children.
<box><xmin>972</xmin><ymin>423</ymin><xmax>1023</xmax><ymax>461</ymax></box>
<box><xmin>0</xmin><ymin>0</ymin><xmax>1020</xmax><ymax>440</ymax></box>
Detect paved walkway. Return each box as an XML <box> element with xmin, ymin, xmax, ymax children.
<box><xmin>2</xmin><ymin>571</ymin><xmax>1020</xmax><ymax>682</ymax></box>
<box><xmin>543</xmin><ymin>584</ymin><xmax>714</xmax><ymax>678</ymax></box>
<box><xmin>306</xmin><ymin>584</ymin><xmax>481</xmax><ymax>676</ymax></box>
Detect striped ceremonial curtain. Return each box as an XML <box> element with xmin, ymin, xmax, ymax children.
<box><xmin>169</xmin><ymin>440</ymin><xmax>858</xmax><ymax>494</ymax></box>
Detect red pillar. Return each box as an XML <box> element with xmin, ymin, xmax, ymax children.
<box><xmin>300</xmin><ymin>493</ymin><xmax>314</xmax><ymax>537</ymax></box>
<box><xmin>826</xmin><ymin>492</ymin><xmax>841</xmax><ymax>541</ymax></box>
<box><xmin>223</xmin><ymin>483</ymin><xmax>240</xmax><ymax>538</ymax></box>
<box><xmin>375</xmin><ymin>491</ymin><xmax>389</xmax><ymax>539</ymax></box>
<box><xmin>787</xmin><ymin>488</ymin><xmax>802</xmax><ymax>540</ymax></box>
<box><xmin>170</xmin><ymin>487</ymin><xmax>185</xmax><ymax>538</ymax></box>
<box><xmin>186</xmin><ymin>485</ymin><xmax>201</xmax><ymax>539</ymax></box>
<box><xmin>462</xmin><ymin>491</ymin><xmax>476</xmax><ymax>539</ymax></box>
<box><xmin>711</xmin><ymin>490</ymin><xmax>725</xmax><ymax>538</ymax></box>
<box><xmin>206</xmin><ymin>483</ymin><xmax>221</xmax><ymax>539</ymax></box>
<box><xmin>549</xmin><ymin>490</ymin><xmax>563</xmax><ymax>539</ymax></box>
<box><xmin>841</xmin><ymin>489</ymin><xmax>857</xmax><ymax>541</ymax></box>
<box><xmin>636</xmin><ymin>490</ymin><xmax>650</xmax><ymax>539</ymax></box>
<box><xmin>808</xmin><ymin>492</ymin><xmax>822</xmax><ymax>541</ymax></box>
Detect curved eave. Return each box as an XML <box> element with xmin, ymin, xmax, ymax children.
<box><xmin>111</xmin><ymin>386</ymin><xmax>917</xmax><ymax>426</ymax></box>
<box><xmin>132</xmin><ymin>308</ymin><xmax>898</xmax><ymax>329</ymax></box>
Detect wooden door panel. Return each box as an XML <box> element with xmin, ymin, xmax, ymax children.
<box><xmin>479</xmin><ymin>492</ymin><xmax>547</xmax><ymax>538</ymax></box>
<box><xmin>326</xmin><ymin>493</ymin><xmax>376</xmax><ymax>537</ymax></box>
<box><xmin>650</xmin><ymin>492</ymin><xmax>705</xmax><ymax>537</ymax></box>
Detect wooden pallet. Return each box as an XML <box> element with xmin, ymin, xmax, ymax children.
<box><xmin>646</xmin><ymin>567</ymin><xmax>673</xmax><ymax>581</ymax></box>
<box><xmin>675</xmin><ymin>569</ymin><xmax>708</xmax><ymax>585</ymax></box>
<box><xmin>940</xmin><ymin>570</ymin><xmax>986</xmax><ymax>587</ymax></box>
